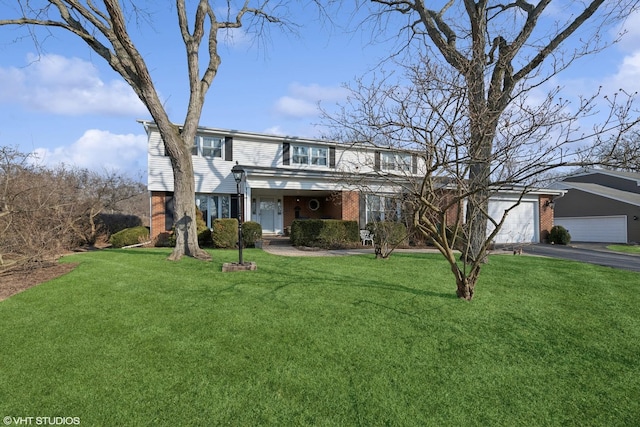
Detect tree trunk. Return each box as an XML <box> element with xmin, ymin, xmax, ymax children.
<box><xmin>453</xmin><ymin>265</ymin><xmax>480</xmax><ymax>301</ymax></box>
<box><xmin>164</xmin><ymin>131</ymin><xmax>211</xmax><ymax>261</ymax></box>
<box><xmin>464</xmin><ymin>186</ymin><xmax>490</xmax><ymax>264</ymax></box>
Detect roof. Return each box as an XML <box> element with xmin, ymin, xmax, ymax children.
<box><xmin>567</xmin><ymin>167</ymin><xmax>640</xmax><ymax>184</ymax></box>
<box><xmin>555</xmin><ymin>181</ymin><xmax>640</xmax><ymax>207</ymax></box>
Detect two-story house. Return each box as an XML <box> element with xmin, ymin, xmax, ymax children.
<box><xmin>143</xmin><ymin>121</ymin><xmax>561</xmax><ymax>245</ymax></box>
<box><xmin>553</xmin><ymin>168</ymin><xmax>640</xmax><ymax>243</ymax></box>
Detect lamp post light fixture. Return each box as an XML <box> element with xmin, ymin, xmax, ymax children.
<box><xmin>231</xmin><ymin>163</ymin><xmax>245</xmax><ymax>266</ymax></box>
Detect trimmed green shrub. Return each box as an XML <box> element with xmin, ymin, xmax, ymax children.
<box><xmin>291</xmin><ymin>219</ymin><xmax>359</xmax><ymax>248</ymax></box>
<box><xmin>109</xmin><ymin>226</ymin><xmax>150</xmax><ymax>248</ymax></box>
<box><xmin>291</xmin><ymin>219</ymin><xmax>323</xmax><ymax>247</ymax></box>
<box><xmin>212</xmin><ymin>218</ymin><xmax>238</xmax><ymax>249</ymax></box>
<box><xmin>196</xmin><ymin>209</ymin><xmax>212</xmax><ymax>247</ymax></box>
<box><xmin>242</xmin><ymin>221</ymin><xmax>263</xmax><ymax>248</ymax></box>
<box><xmin>318</xmin><ymin>220</ymin><xmax>359</xmax><ymax>248</ymax></box>
<box><xmin>549</xmin><ymin>225</ymin><xmax>571</xmax><ymax>245</ymax></box>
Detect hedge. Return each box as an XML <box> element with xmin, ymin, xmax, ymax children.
<box><xmin>291</xmin><ymin>219</ymin><xmax>359</xmax><ymax>248</ymax></box>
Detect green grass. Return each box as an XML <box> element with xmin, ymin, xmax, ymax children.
<box><xmin>1</xmin><ymin>249</ymin><xmax>640</xmax><ymax>426</ymax></box>
<box><xmin>607</xmin><ymin>244</ymin><xmax>640</xmax><ymax>254</ymax></box>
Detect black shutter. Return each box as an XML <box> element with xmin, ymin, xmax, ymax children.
<box><xmin>165</xmin><ymin>194</ymin><xmax>175</xmax><ymax>230</ymax></box>
<box><xmin>329</xmin><ymin>146</ymin><xmax>336</xmax><ymax>168</ymax></box>
<box><xmin>283</xmin><ymin>142</ymin><xmax>290</xmax><ymax>165</ymax></box>
<box><xmin>374</xmin><ymin>151</ymin><xmax>381</xmax><ymax>171</ymax></box>
<box><xmin>230</xmin><ymin>195</ymin><xmax>238</xmax><ymax>220</ymax></box>
<box><xmin>225</xmin><ymin>136</ymin><xmax>233</xmax><ymax>161</ymax></box>
<box><xmin>412</xmin><ymin>154</ymin><xmax>418</xmax><ymax>174</ymax></box>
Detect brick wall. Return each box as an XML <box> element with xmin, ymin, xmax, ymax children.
<box><xmin>341</xmin><ymin>191</ymin><xmax>360</xmax><ymax>222</ymax></box>
<box><xmin>539</xmin><ymin>195</ymin><xmax>554</xmax><ymax>243</ymax></box>
<box><xmin>150</xmin><ymin>191</ymin><xmax>169</xmax><ymax>241</ymax></box>
<box><xmin>282</xmin><ymin>191</ymin><xmax>361</xmax><ymax>231</ymax></box>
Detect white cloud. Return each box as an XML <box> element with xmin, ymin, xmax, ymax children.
<box><xmin>31</xmin><ymin>129</ymin><xmax>147</xmax><ymax>177</ymax></box>
<box><xmin>607</xmin><ymin>50</ymin><xmax>640</xmax><ymax>93</ymax></box>
<box><xmin>0</xmin><ymin>53</ymin><xmax>147</xmax><ymax>116</ymax></box>
<box><xmin>219</xmin><ymin>27</ymin><xmax>252</xmax><ymax>48</ymax></box>
<box><xmin>273</xmin><ymin>82</ymin><xmax>349</xmax><ymax>118</ymax></box>
<box><xmin>615</xmin><ymin>10</ymin><xmax>640</xmax><ymax>53</ymax></box>
<box><xmin>274</xmin><ymin>96</ymin><xmax>319</xmax><ymax>117</ymax></box>
<box><xmin>262</xmin><ymin>125</ymin><xmax>287</xmax><ymax>135</ymax></box>
<box><xmin>288</xmin><ymin>82</ymin><xmax>349</xmax><ymax>102</ymax></box>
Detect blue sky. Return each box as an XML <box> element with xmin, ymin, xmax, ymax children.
<box><xmin>1</xmin><ymin>2</ymin><xmax>640</xmax><ymax>180</ymax></box>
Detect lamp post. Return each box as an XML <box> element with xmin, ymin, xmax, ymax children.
<box><xmin>231</xmin><ymin>164</ymin><xmax>245</xmax><ymax>266</ymax></box>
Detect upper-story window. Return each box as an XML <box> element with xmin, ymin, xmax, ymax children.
<box><xmin>192</xmin><ymin>136</ymin><xmax>223</xmax><ymax>158</ymax></box>
<box><xmin>292</xmin><ymin>145</ymin><xmax>327</xmax><ymax>166</ymax></box>
<box><xmin>381</xmin><ymin>152</ymin><xmax>411</xmax><ymax>171</ymax></box>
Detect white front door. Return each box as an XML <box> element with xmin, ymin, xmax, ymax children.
<box><xmin>259</xmin><ymin>198</ymin><xmax>277</xmax><ymax>233</ymax></box>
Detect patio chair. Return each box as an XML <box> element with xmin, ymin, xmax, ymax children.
<box><xmin>360</xmin><ymin>229</ymin><xmax>374</xmax><ymax>246</ymax></box>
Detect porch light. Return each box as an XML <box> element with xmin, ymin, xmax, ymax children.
<box><xmin>544</xmin><ymin>200</ymin><xmax>555</xmax><ymax>210</ymax></box>
<box><xmin>232</xmin><ymin>164</ymin><xmax>245</xmax><ymax>185</ymax></box>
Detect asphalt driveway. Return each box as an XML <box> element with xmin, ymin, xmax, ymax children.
<box><xmin>524</xmin><ymin>244</ymin><xmax>640</xmax><ymax>273</ymax></box>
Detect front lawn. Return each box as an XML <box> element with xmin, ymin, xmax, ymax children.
<box><xmin>1</xmin><ymin>249</ymin><xmax>639</xmax><ymax>426</ymax></box>
<box><xmin>607</xmin><ymin>244</ymin><xmax>640</xmax><ymax>254</ymax></box>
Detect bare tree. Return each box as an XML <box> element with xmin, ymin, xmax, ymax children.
<box><xmin>0</xmin><ymin>1</ymin><xmax>292</xmax><ymax>261</ymax></box>
<box><xmin>325</xmin><ymin>42</ymin><xmax>637</xmax><ymax>299</ymax></box>
<box><xmin>323</xmin><ymin>0</ymin><xmax>640</xmax><ymax>299</ymax></box>
<box><xmin>593</xmin><ymin>129</ymin><xmax>640</xmax><ymax>171</ymax></box>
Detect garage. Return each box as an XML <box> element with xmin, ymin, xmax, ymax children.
<box><xmin>554</xmin><ymin>216</ymin><xmax>627</xmax><ymax>243</ymax></box>
<box><xmin>487</xmin><ymin>197</ymin><xmax>539</xmax><ymax>244</ymax></box>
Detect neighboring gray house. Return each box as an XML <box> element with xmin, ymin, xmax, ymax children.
<box><xmin>552</xmin><ymin>168</ymin><xmax>640</xmax><ymax>243</ymax></box>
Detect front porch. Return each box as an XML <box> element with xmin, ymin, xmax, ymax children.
<box><xmin>248</xmin><ymin>190</ymin><xmax>360</xmax><ymax>236</ymax></box>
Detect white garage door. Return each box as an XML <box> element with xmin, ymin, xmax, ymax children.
<box><xmin>554</xmin><ymin>216</ymin><xmax>627</xmax><ymax>243</ymax></box>
<box><xmin>487</xmin><ymin>199</ymin><xmax>538</xmax><ymax>244</ymax></box>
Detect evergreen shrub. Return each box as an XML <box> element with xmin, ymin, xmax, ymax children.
<box><xmin>109</xmin><ymin>226</ymin><xmax>150</xmax><ymax>248</ymax></box>
<box><xmin>549</xmin><ymin>225</ymin><xmax>571</xmax><ymax>245</ymax></box>
<box><xmin>212</xmin><ymin>218</ymin><xmax>238</xmax><ymax>248</ymax></box>
<box><xmin>242</xmin><ymin>221</ymin><xmax>263</xmax><ymax>248</ymax></box>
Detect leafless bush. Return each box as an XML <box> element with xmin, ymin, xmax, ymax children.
<box><xmin>0</xmin><ymin>146</ymin><xmax>145</xmax><ymax>275</ymax></box>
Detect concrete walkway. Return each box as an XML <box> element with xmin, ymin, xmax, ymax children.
<box><xmin>261</xmin><ymin>238</ymin><xmax>640</xmax><ymax>273</ymax></box>
<box><xmin>262</xmin><ymin>237</ymin><xmax>375</xmax><ymax>257</ymax></box>
<box><xmin>262</xmin><ymin>237</ymin><xmax>443</xmax><ymax>257</ymax></box>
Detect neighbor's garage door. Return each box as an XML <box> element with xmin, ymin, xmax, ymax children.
<box><xmin>488</xmin><ymin>198</ymin><xmax>538</xmax><ymax>244</ymax></box>
<box><xmin>554</xmin><ymin>216</ymin><xmax>627</xmax><ymax>243</ymax></box>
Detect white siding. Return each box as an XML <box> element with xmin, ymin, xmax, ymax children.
<box><xmin>148</xmin><ymin>131</ymin><xmax>164</xmax><ymax>156</ymax></box>
<box><xmin>147</xmin><ymin>156</ymin><xmax>174</xmax><ymax>191</ymax></box>
<box><xmin>235</xmin><ymin>138</ymin><xmax>281</xmax><ymax>167</ymax></box>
